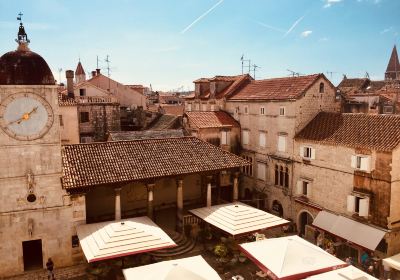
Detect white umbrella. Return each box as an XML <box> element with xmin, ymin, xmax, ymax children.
<box><xmin>123</xmin><ymin>255</ymin><xmax>221</xmax><ymax>280</ymax></box>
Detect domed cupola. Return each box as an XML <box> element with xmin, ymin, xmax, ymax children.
<box><xmin>0</xmin><ymin>20</ymin><xmax>55</xmax><ymax>85</ymax></box>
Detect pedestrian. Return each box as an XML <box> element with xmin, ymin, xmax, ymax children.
<box><xmin>46</xmin><ymin>258</ymin><xmax>55</xmax><ymax>280</ymax></box>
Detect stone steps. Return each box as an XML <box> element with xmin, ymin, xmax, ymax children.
<box><xmin>149</xmin><ymin>229</ymin><xmax>196</xmax><ymax>260</ymax></box>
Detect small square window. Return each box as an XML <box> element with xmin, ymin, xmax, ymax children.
<box><xmin>279</xmin><ymin>107</ymin><xmax>285</xmax><ymax>116</ymax></box>
<box><xmin>260</xmin><ymin>107</ymin><xmax>265</xmax><ymax>115</ymax></box>
<box><xmin>80</xmin><ymin>112</ymin><xmax>89</xmax><ymax>123</ymax></box>
<box><xmin>79</xmin><ymin>88</ymin><xmax>86</xmax><ymax>96</ymax></box>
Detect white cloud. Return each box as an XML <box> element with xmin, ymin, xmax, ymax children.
<box><xmin>381</xmin><ymin>27</ymin><xmax>393</xmax><ymax>34</ymax></box>
<box><xmin>319</xmin><ymin>37</ymin><xmax>329</xmax><ymax>42</ymax></box>
<box><xmin>323</xmin><ymin>0</ymin><xmax>343</xmax><ymax>8</ymax></box>
<box><xmin>300</xmin><ymin>30</ymin><xmax>313</xmax><ymax>38</ymax></box>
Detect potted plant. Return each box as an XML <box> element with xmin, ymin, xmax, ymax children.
<box><xmin>214</xmin><ymin>243</ymin><xmax>229</xmax><ymax>273</ymax></box>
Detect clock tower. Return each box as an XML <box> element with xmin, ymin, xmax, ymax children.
<box><xmin>0</xmin><ymin>20</ymin><xmax>78</xmax><ymax>277</ymax></box>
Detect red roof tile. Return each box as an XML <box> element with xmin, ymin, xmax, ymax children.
<box><xmin>295</xmin><ymin>112</ymin><xmax>400</xmax><ymax>151</ymax></box>
<box><xmin>61</xmin><ymin>137</ymin><xmax>249</xmax><ymax>190</ymax></box>
<box><xmin>228</xmin><ymin>74</ymin><xmax>322</xmax><ymax>101</ymax></box>
<box><xmin>185</xmin><ymin>111</ymin><xmax>239</xmax><ymax>129</ymax></box>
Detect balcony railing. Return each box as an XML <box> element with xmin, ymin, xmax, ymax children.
<box><xmin>76</xmin><ymin>96</ymin><xmax>118</xmax><ymax>104</ymax></box>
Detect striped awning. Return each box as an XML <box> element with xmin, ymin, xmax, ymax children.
<box><xmin>77</xmin><ymin>216</ymin><xmax>176</xmax><ymax>262</ymax></box>
<box><xmin>189</xmin><ymin>202</ymin><xmax>289</xmax><ymax>236</ymax></box>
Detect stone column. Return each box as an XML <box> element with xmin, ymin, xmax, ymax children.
<box><xmin>206</xmin><ymin>176</ymin><xmax>212</xmax><ymax>207</ymax></box>
<box><xmin>233</xmin><ymin>171</ymin><xmax>240</xmax><ymax>202</ymax></box>
<box><xmin>115</xmin><ymin>187</ymin><xmax>122</xmax><ymax>220</ymax></box>
<box><xmin>176</xmin><ymin>178</ymin><xmax>184</xmax><ymax>233</ymax></box>
<box><xmin>147</xmin><ymin>183</ymin><xmax>155</xmax><ymax>220</ymax></box>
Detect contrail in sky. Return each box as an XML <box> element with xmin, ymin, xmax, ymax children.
<box><xmin>256</xmin><ymin>21</ymin><xmax>286</xmax><ymax>33</ymax></box>
<box><xmin>283</xmin><ymin>15</ymin><xmax>305</xmax><ymax>38</ymax></box>
<box><xmin>181</xmin><ymin>0</ymin><xmax>224</xmax><ymax>34</ymax></box>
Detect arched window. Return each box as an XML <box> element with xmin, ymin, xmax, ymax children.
<box><xmin>279</xmin><ymin>166</ymin><xmax>284</xmax><ymax>187</ymax></box>
<box><xmin>275</xmin><ymin>165</ymin><xmax>279</xmax><ymax>185</ymax></box>
<box><xmin>319</xmin><ymin>82</ymin><xmax>325</xmax><ymax>93</ymax></box>
<box><xmin>284</xmin><ymin>167</ymin><xmax>289</xmax><ymax>188</ymax></box>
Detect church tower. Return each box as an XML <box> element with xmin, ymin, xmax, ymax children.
<box><xmin>385</xmin><ymin>45</ymin><xmax>400</xmax><ymax>80</ymax></box>
<box><xmin>0</xmin><ymin>18</ymin><xmax>77</xmax><ymax>277</ymax></box>
<box><xmin>75</xmin><ymin>61</ymin><xmax>86</xmax><ymax>83</ymax></box>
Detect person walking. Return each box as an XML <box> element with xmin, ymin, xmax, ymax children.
<box><xmin>46</xmin><ymin>258</ymin><xmax>55</xmax><ymax>280</ymax></box>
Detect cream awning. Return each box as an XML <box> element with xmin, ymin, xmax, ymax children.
<box><xmin>239</xmin><ymin>235</ymin><xmax>347</xmax><ymax>280</ymax></box>
<box><xmin>312</xmin><ymin>211</ymin><xmax>386</xmax><ymax>251</ymax></box>
<box><xmin>304</xmin><ymin>265</ymin><xmax>378</xmax><ymax>279</ymax></box>
<box><xmin>189</xmin><ymin>202</ymin><xmax>289</xmax><ymax>236</ymax></box>
<box><xmin>77</xmin><ymin>216</ymin><xmax>176</xmax><ymax>262</ymax></box>
<box><xmin>383</xmin><ymin>253</ymin><xmax>400</xmax><ymax>271</ymax></box>
<box><xmin>122</xmin><ymin>255</ymin><xmax>221</xmax><ymax>280</ymax></box>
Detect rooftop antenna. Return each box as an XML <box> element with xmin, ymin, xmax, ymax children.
<box><xmin>365</xmin><ymin>72</ymin><xmax>370</xmax><ymax>79</ymax></box>
<box><xmin>287</xmin><ymin>69</ymin><xmax>300</xmax><ymax>77</ymax></box>
<box><xmin>326</xmin><ymin>71</ymin><xmax>337</xmax><ymax>79</ymax></box>
<box><xmin>252</xmin><ymin>64</ymin><xmax>261</xmax><ymax>79</ymax></box>
<box><xmin>105</xmin><ymin>55</ymin><xmax>111</xmax><ymax>91</ymax></box>
<box><xmin>240</xmin><ymin>54</ymin><xmax>251</xmax><ymax>75</ymax></box>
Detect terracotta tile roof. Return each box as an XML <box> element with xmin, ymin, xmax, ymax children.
<box><xmin>160</xmin><ymin>105</ymin><xmax>185</xmax><ymax>116</ymax></box>
<box><xmin>338</xmin><ymin>78</ymin><xmax>386</xmax><ymax>96</ymax></box>
<box><xmin>75</xmin><ymin>62</ymin><xmax>85</xmax><ymax>75</ymax></box>
<box><xmin>228</xmin><ymin>74</ymin><xmax>322</xmax><ymax>101</ymax></box>
<box><xmin>295</xmin><ymin>112</ymin><xmax>400</xmax><ymax>151</ymax></box>
<box><xmin>108</xmin><ymin>129</ymin><xmax>185</xmax><ymax>141</ymax></box>
<box><xmin>185</xmin><ymin>111</ymin><xmax>239</xmax><ymax>129</ymax></box>
<box><xmin>216</xmin><ymin>74</ymin><xmax>252</xmax><ymax>99</ymax></box>
<box><xmin>61</xmin><ymin>137</ymin><xmax>249</xmax><ymax>190</ymax></box>
<box><xmin>148</xmin><ymin>114</ymin><xmax>181</xmax><ymax>130</ymax></box>
<box><xmin>58</xmin><ymin>92</ymin><xmax>77</xmax><ymax>106</ymax></box>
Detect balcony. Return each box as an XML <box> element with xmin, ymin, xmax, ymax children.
<box><xmin>76</xmin><ymin>96</ymin><xmax>118</xmax><ymax>104</ymax></box>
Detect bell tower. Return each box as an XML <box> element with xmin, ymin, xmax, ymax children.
<box><xmin>0</xmin><ymin>16</ymin><xmax>75</xmax><ymax>277</ymax></box>
<box><xmin>385</xmin><ymin>45</ymin><xmax>400</xmax><ymax>81</ymax></box>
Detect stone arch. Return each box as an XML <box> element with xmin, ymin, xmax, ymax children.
<box><xmin>297</xmin><ymin>210</ymin><xmax>314</xmax><ymax>236</ymax></box>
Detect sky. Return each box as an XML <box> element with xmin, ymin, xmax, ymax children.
<box><xmin>0</xmin><ymin>0</ymin><xmax>399</xmax><ymax>91</ymax></box>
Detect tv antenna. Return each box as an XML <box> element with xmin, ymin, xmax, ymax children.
<box><xmin>287</xmin><ymin>69</ymin><xmax>303</xmax><ymax>77</ymax></box>
<box><xmin>240</xmin><ymin>54</ymin><xmax>251</xmax><ymax>75</ymax></box>
<box><xmin>252</xmin><ymin>64</ymin><xmax>261</xmax><ymax>79</ymax></box>
<box><xmin>105</xmin><ymin>55</ymin><xmax>111</xmax><ymax>78</ymax></box>
<box><xmin>326</xmin><ymin>71</ymin><xmax>338</xmax><ymax>79</ymax></box>
<box><xmin>365</xmin><ymin>72</ymin><xmax>370</xmax><ymax>79</ymax></box>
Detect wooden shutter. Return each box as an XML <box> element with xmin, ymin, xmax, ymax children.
<box><xmin>278</xmin><ymin>136</ymin><xmax>286</xmax><ymax>152</ymax></box>
<box><xmin>221</xmin><ymin>131</ymin><xmax>227</xmax><ymax>145</ymax></box>
<box><xmin>311</xmin><ymin>148</ymin><xmax>316</xmax><ymax>160</ymax></box>
<box><xmin>300</xmin><ymin>146</ymin><xmax>304</xmax><ymax>157</ymax></box>
<box><xmin>351</xmin><ymin>155</ymin><xmax>357</xmax><ymax>168</ymax></box>
<box><xmin>259</xmin><ymin>132</ymin><xmax>266</xmax><ymax>147</ymax></box>
<box><xmin>297</xmin><ymin>181</ymin><xmax>303</xmax><ymax>195</ymax></box>
<box><xmin>359</xmin><ymin>197</ymin><xmax>370</xmax><ymax>217</ymax></box>
<box><xmin>360</xmin><ymin>157</ymin><xmax>370</xmax><ymax>172</ymax></box>
<box><xmin>347</xmin><ymin>195</ymin><xmax>356</xmax><ymax>212</ymax></box>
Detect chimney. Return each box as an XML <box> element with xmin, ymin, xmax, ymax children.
<box><xmin>96</xmin><ymin>68</ymin><xmax>101</xmax><ymax>75</ymax></box>
<box><xmin>91</xmin><ymin>70</ymin><xmax>96</xmax><ymax>78</ymax></box>
<box><xmin>65</xmin><ymin>70</ymin><xmax>74</xmax><ymax>98</ymax></box>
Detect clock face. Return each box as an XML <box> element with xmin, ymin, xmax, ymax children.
<box><xmin>0</xmin><ymin>92</ymin><xmax>54</xmax><ymax>140</ymax></box>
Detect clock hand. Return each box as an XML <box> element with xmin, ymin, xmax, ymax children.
<box><xmin>7</xmin><ymin>106</ymin><xmax>39</xmax><ymax>125</ymax></box>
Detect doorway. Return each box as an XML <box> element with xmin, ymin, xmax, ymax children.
<box><xmin>298</xmin><ymin>211</ymin><xmax>314</xmax><ymax>236</ymax></box>
<box><xmin>22</xmin><ymin>239</ymin><xmax>43</xmax><ymax>271</ymax></box>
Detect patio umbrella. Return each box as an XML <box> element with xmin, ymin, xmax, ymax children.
<box><xmin>239</xmin><ymin>235</ymin><xmax>347</xmax><ymax>280</ymax></box>
<box><xmin>123</xmin><ymin>255</ymin><xmax>221</xmax><ymax>280</ymax></box>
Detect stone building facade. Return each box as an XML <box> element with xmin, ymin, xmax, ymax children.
<box><xmin>293</xmin><ymin>112</ymin><xmax>400</xmax><ymax>259</ymax></box>
<box><xmin>0</xmin><ymin>26</ymin><xmax>84</xmax><ymax>277</ymax></box>
<box><xmin>224</xmin><ymin>74</ymin><xmax>340</xmax><ymax>216</ymax></box>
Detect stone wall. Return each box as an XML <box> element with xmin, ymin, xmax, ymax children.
<box><xmin>78</xmin><ymin>103</ymin><xmax>120</xmax><ymax>142</ymax></box>
<box><xmin>59</xmin><ymin>105</ymin><xmax>79</xmax><ymax>144</ymax></box>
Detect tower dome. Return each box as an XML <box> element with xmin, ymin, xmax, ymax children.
<box><xmin>0</xmin><ymin>22</ymin><xmax>55</xmax><ymax>85</ymax></box>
